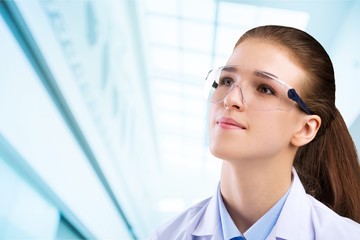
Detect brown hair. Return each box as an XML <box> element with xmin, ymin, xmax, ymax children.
<box><xmin>235</xmin><ymin>25</ymin><xmax>360</xmax><ymax>222</ymax></box>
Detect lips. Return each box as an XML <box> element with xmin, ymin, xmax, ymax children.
<box><xmin>216</xmin><ymin>117</ymin><xmax>246</xmax><ymax>130</ymax></box>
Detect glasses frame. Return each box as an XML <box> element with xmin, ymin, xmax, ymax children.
<box><xmin>205</xmin><ymin>66</ymin><xmax>312</xmax><ymax>115</ymax></box>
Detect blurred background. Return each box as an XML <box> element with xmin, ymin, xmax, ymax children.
<box><xmin>0</xmin><ymin>0</ymin><xmax>359</xmax><ymax>239</ymax></box>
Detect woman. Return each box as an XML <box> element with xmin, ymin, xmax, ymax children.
<box><xmin>150</xmin><ymin>25</ymin><xmax>360</xmax><ymax>239</ymax></box>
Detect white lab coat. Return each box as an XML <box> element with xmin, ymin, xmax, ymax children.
<box><xmin>150</xmin><ymin>169</ymin><xmax>360</xmax><ymax>240</ymax></box>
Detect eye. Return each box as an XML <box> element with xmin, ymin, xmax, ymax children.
<box><xmin>258</xmin><ymin>84</ymin><xmax>276</xmax><ymax>95</ymax></box>
<box><xmin>219</xmin><ymin>77</ymin><xmax>234</xmax><ymax>87</ymax></box>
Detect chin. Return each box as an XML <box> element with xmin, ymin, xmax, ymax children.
<box><xmin>210</xmin><ymin>143</ymin><xmax>235</xmax><ymax>161</ymax></box>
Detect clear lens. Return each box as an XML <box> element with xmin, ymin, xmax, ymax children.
<box><xmin>204</xmin><ymin>66</ymin><xmax>295</xmax><ymax>111</ymax></box>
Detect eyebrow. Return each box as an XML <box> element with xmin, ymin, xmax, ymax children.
<box><xmin>222</xmin><ymin>66</ymin><xmax>238</xmax><ymax>72</ymax></box>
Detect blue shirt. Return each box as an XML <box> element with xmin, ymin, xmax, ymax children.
<box><xmin>218</xmin><ymin>185</ymin><xmax>290</xmax><ymax>240</ymax></box>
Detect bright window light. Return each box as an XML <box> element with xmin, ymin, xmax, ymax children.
<box><xmin>158</xmin><ymin>198</ymin><xmax>186</xmax><ymax>213</ymax></box>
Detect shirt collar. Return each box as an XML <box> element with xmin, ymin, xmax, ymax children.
<box><xmin>218</xmin><ymin>183</ymin><xmax>290</xmax><ymax>240</ymax></box>
<box><xmin>218</xmin><ymin>185</ymin><xmax>241</xmax><ymax>239</ymax></box>
<box><xmin>245</xmin><ymin>187</ymin><xmax>289</xmax><ymax>240</ymax></box>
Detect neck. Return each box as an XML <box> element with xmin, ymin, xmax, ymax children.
<box><xmin>220</xmin><ymin>159</ymin><xmax>292</xmax><ymax>233</ymax></box>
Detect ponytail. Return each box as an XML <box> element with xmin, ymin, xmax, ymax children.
<box><xmin>294</xmin><ymin>108</ymin><xmax>360</xmax><ymax>222</ymax></box>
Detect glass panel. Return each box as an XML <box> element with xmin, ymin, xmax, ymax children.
<box><xmin>55</xmin><ymin>216</ymin><xmax>85</xmax><ymax>240</ymax></box>
<box><xmin>0</xmin><ymin>154</ymin><xmax>58</xmax><ymax>239</ymax></box>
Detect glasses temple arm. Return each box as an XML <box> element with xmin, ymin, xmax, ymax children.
<box><xmin>287</xmin><ymin>89</ymin><xmax>312</xmax><ymax>115</ymax></box>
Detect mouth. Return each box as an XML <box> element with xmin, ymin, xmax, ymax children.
<box><xmin>216</xmin><ymin>117</ymin><xmax>246</xmax><ymax>130</ymax></box>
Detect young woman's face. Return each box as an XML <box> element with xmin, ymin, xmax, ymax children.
<box><xmin>209</xmin><ymin>38</ymin><xmax>308</xmax><ymax>163</ymax></box>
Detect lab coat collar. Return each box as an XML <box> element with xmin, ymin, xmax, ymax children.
<box><xmin>267</xmin><ymin>168</ymin><xmax>314</xmax><ymax>240</ymax></box>
<box><xmin>191</xmin><ymin>187</ymin><xmax>222</xmax><ymax>239</ymax></box>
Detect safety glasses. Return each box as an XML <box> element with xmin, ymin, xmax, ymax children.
<box><xmin>204</xmin><ymin>65</ymin><xmax>312</xmax><ymax>114</ymax></box>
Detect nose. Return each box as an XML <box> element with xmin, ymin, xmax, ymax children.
<box><xmin>223</xmin><ymin>85</ymin><xmax>245</xmax><ymax>111</ymax></box>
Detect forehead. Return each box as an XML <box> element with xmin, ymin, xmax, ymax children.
<box><xmin>227</xmin><ymin>39</ymin><xmax>307</xmax><ymax>91</ymax></box>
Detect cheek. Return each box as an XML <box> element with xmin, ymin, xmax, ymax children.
<box><xmin>208</xmin><ymin>104</ymin><xmax>224</xmax><ymax>152</ymax></box>
<box><xmin>208</xmin><ymin>106</ymin><xmax>216</xmax><ymax>140</ymax></box>
<box><xmin>251</xmin><ymin>113</ymin><xmax>296</xmax><ymax>146</ymax></box>
<box><xmin>208</xmin><ymin>103</ymin><xmax>219</xmax><ymax>129</ymax></box>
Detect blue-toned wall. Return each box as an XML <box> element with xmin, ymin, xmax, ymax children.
<box><xmin>0</xmin><ymin>0</ymin><xmax>158</xmax><ymax>239</ymax></box>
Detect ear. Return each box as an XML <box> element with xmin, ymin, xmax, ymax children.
<box><xmin>291</xmin><ymin>115</ymin><xmax>321</xmax><ymax>147</ymax></box>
